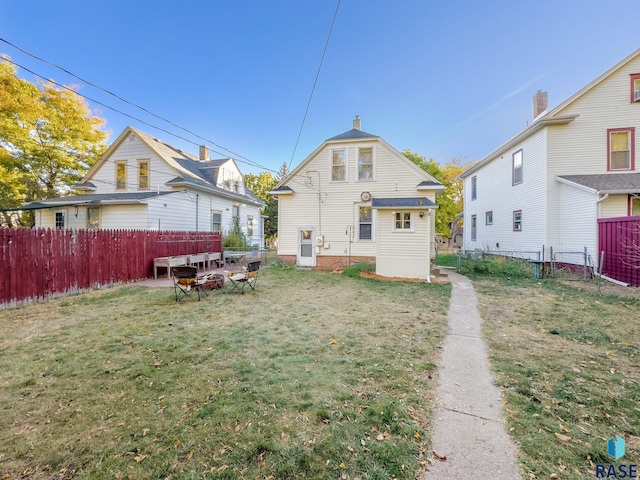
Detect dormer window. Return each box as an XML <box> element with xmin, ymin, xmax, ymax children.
<box><xmin>631</xmin><ymin>74</ymin><xmax>640</xmax><ymax>103</ymax></box>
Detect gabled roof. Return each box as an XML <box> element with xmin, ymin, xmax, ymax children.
<box><xmin>273</xmin><ymin>120</ymin><xmax>442</xmax><ymax>191</ymax></box>
<box><xmin>556</xmin><ymin>173</ymin><xmax>640</xmax><ymax>194</ymax></box>
<box><xmin>79</xmin><ymin>126</ymin><xmax>263</xmax><ymax>207</ymax></box>
<box><xmin>461</xmin><ymin>48</ymin><xmax>640</xmax><ymax>178</ymax></box>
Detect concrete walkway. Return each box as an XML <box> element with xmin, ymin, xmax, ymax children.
<box><xmin>423</xmin><ymin>271</ymin><xmax>522</xmax><ymax>479</ymax></box>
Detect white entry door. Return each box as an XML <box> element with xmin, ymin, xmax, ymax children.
<box><xmin>297</xmin><ymin>228</ymin><xmax>316</xmax><ymax>267</ymax></box>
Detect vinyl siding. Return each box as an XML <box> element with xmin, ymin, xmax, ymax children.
<box><xmin>91</xmin><ymin>135</ymin><xmax>178</xmax><ymax>194</ymax></box>
<box><xmin>599</xmin><ymin>194</ymin><xmax>629</xmax><ymax>218</ymax></box>
<box><xmin>464</xmin><ymin>129</ymin><xmax>547</xmax><ymax>254</ymax></box>
<box><xmin>558</xmin><ymin>183</ymin><xmax>598</xmax><ymax>255</ymax></box>
<box><xmin>546</xmin><ymin>56</ymin><xmax>640</xmax><ymax>248</ymax></box>
<box><xmin>278</xmin><ymin>139</ymin><xmax>439</xmax><ymax>267</ymax></box>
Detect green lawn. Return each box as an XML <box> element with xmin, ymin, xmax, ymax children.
<box><xmin>0</xmin><ymin>267</ymin><xmax>450</xmax><ymax>479</ymax></box>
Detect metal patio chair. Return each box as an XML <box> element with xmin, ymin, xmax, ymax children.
<box><xmin>172</xmin><ymin>265</ymin><xmax>207</xmax><ymax>301</ymax></box>
<box><xmin>225</xmin><ymin>260</ymin><xmax>261</xmax><ymax>294</ymax></box>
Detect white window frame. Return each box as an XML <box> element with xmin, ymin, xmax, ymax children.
<box><xmin>393</xmin><ymin>211</ymin><xmax>412</xmax><ymax>231</ymax></box>
<box><xmin>212</xmin><ymin>211</ymin><xmax>222</xmax><ymax>233</ymax></box>
<box><xmin>331</xmin><ymin>148</ymin><xmax>346</xmax><ymax>182</ymax></box>
<box><xmin>485</xmin><ymin>211</ymin><xmax>493</xmax><ymax>225</ymax></box>
<box><xmin>55</xmin><ymin>211</ymin><xmax>65</xmax><ymax>229</ymax></box>
<box><xmin>358</xmin><ymin>147</ymin><xmax>374</xmax><ymax>181</ymax></box>
<box><xmin>358</xmin><ymin>206</ymin><xmax>373</xmax><ymax>240</ymax></box>
<box><xmin>471</xmin><ymin>214</ymin><xmax>477</xmax><ymax>241</ymax></box>
<box><xmin>87</xmin><ymin>207</ymin><xmax>99</xmax><ymax>229</ymax></box>
<box><xmin>513</xmin><ymin>149</ymin><xmax>523</xmax><ymax>185</ymax></box>
<box><xmin>471</xmin><ymin>175</ymin><xmax>477</xmax><ymax>200</ymax></box>
<box><xmin>247</xmin><ymin>215</ymin><xmax>254</xmax><ymax>237</ymax></box>
<box><xmin>513</xmin><ymin>210</ymin><xmax>522</xmax><ymax>232</ymax></box>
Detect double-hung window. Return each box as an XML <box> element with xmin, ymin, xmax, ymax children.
<box><xmin>55</xmin><ymin>211</ymin><xmax>65</xmax><ymax>229</ymax></box>
<box><xmin>138</xmin><ymin>159</ymin><xmax>149</xmax><ymax>190</ymax></box>
<box><xmin>212</xmin><ymin>211</ymin><xmax>222</xmax><ymax>232</ymax></box>
<box><xmin>471</xmin><ymin>176</ymin><xmax>477</xmax><ymax>200</ymax></box>
<box><xmin>485</xmin><ymin>211</ymin><xmax>493</xmax><ymax>225</ymax></box>
<box><xmin>631</xmin><ymin>73</ymin><xmax>640</xmax><ymax>103</ymax></box>
<box><xmin>394</xmin><ymin>212</ymin><xmax>411</xmax><ymax>230</ymax></box>
<box><xmin>115</xmin><ymin>161</ymin><xmax>127</xmax><ymax>191</ymax></box>
<box><xmin>358</xmin><ymin>147</ymin><xmax>373</xmax><ymax>181</ymax></box>
<box><xmin>513</xmin><ymin>150</ymin><xmax>523</xmax><ymax>185</ymax></box>
<box><xmin>359</xmin><ymin>206</ymin><xmax>372</xmax><ymax>240</ymax></box>
<box><xmin>513</xmin><ymin>210</ymin><xmax>522</xmax><ymax>231</ymax></box>
<box><xmin>247</xmin><ymin>215</ymin><xmax>254</xmax><ymax>237</ymax></box>
<box><xmin>332</xmin><ymin>149</ymin><xmax>346</xmax><ymax>181</ymax></box>
<box><xmin>471</xmin><ymin>215</ymin><xmax>477</xmax><ymax>241</ymax></box>
<box><xmin>608</xmin><ymin>128</ymin><xmax>635</xmax><ymax>171</ymax></box>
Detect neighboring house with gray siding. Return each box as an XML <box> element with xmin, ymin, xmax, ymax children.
<box><xmin>460</xmin><ymin>48</ymin><xmax>640</xmax><ymax>269</ymax></box>
<box><xmin>270</xmin><ymin>116</ymin><xmax>444</xmax><ymax>280</ymax></box>
<box><xmin>19</xmin><ymin>126</ymin><xmax>265</xmax><ymax>246</ymax></box>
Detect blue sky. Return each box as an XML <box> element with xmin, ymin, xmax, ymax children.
<box><xmin>1</xmin><ymin>1</ymin><xmax>639</xmax><ymax>175</ymax></box>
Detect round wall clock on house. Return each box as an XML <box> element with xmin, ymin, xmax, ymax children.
<box><xmin>360</xmin><ymin>191</ymin><xmax>371</xmax><ymax>201</ymax></box>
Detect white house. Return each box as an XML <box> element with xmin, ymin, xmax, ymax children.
<box><xmin>270</xmin><ymin>116</ymin><xmax>444</xmax><ymax>280</ymax></box>
<box><xmin>460</xmin><ymin>48</ymin><xmax>640</xmax><ymax>275</ymax></box>
<box><xmin>20</xmin><ymin>126</ymin><xmax>265</xmax><ymax>246</ymax></box>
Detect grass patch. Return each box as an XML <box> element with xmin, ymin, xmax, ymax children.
<box><xmin>0</xmin><ymin>268</ymin><xmax>450</xmax><ymax>479</ymax></box>
<box><xmin>473</xmin><ymin>277</ymin><xmax>640</xmax><ymax>479</ymax></box>
<box><xmin>342</xmin><ymin>262</ymin><xmax>376</xmax><ymax>278</ymax></box>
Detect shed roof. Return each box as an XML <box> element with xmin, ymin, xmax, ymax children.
<box><xmin>556</xmin><ymin>174</ymin><xmax>640</xmax><ymax>194</ymax></box>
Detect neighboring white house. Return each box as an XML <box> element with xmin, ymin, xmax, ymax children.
<box><xmin>20</xmin><ymin>126</ymin><xmax>265</xmax><ymax>246</ymax></box>
<box><xmin>460</xmin><ymin>48</ymin><xmax>640</xmax><ymax>269</ymax></box>
<box><xmin>270</xmin><ymin>116</ymin><xmax>444</xmax><ymax>280</ymax></box>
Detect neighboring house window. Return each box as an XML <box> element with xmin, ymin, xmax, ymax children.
<box><xmin>359</xmin><ymin>206</ymin><xmax>372</xmax><ymax>240</ymax></box>
<box><xmin>87</xmin><ymin>207</ymin><xmax>99</xmax><ymax>229</ymax></box>
<box><xmin>394</xmin><ymin>212</ymin><xmax>411</xmax><ymax>230</ymax></box>
<box><xmin>608</xmin><ymin>128</ymin><xmax>635</xmax><ymax>171</ymax></box>
<box><xmin>513</xmin><ymin>150</ymin><xmax>523</xmax><ymax>185</ymax></box>
<box><xmin>332</xmin><ymin>149</ymin><xmax>346</xmax><ymax>181</ymax></box>
<box><xmin>212</xmin><ymin>211</ymin><xmax>222</xmax><ymax>232</ymax></box>
<box><xmin>138</xmin><ymin>159</ymin><xmax>149</xmax><ymax>190</ymax></box>
<box><xmin>630</xmin><ymin>196</ymin><xmax>640</xmax><ymax>216</ymax></box>
<box><xmin>225</xmin><ymin>180</ymin><xmax>231</xmax><ymax>190</ymax></box>
<box><xmin>247</xmin><ymin>215</ymin><xmax>254</xmax><ymax>237</ymax></box>
<box><xmin>115</xmin><ymin>161</ymin><xmax>127</xmax><ymax>191</ymax></box>
<box><xmin>234</xmin><ymin>181</ymin><xmax>239</xmax><ymax>193</ymax></box>
<box><xmin>55</xmin><ymin>211</ymin><xmax>65</xmax><ymax>229</ymax></box>
<box><xmin>631</xmin><ymin>73</ymin><xmax>640</xmax><ymax>103</ymax></box>
<box><xmin>485</xmin><ymin>211</ymin><xmax>493</xmax><ymax>225</ymax></box>
<box><xmin>232</xmin><ymin>204</ymin><xmax>240</xmax><ymax>221</ymax></box>
<box><xmin>471</xmin><ymin>176</ymin><xmax>477</xmax><ymax>200</ymax></box>
<box><xmin>358</xmin><ymin>147</ymin><xmax>373</xmax><ymax>181</ymax></box>
<box><xmin>471</xmin><ymin>215</ymin><xmax>477</xmax><ymax>241</ymax></box>
<box><xmin>513</xmin><ymin>210</ymin><xmax>522</xmax><ymax>231</ymax></box>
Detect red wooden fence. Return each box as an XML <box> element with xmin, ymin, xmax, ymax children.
<box><xmin>598</xmin><ymin>216</ymin><xmax>640</xmax><ymax>287</ymax></box>
<box><xmin>1</xmin><ymin>228</ymin><xmax>222</xmax><ymax>307</ymax></box>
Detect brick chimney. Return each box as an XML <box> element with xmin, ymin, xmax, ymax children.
<box><xmin>532</xmin><ymin>90</ymin><xmax>548</xmax><ymax>120</ymax></box>
<box><xmin>199</xmin><ymin>145</ymin><xmax>209</xmax><ymax>161</ymax></box>
<box><xmin>353</xmin><ymin>115</ymin><xmax>361</xmax><ymax>130</ymax></box>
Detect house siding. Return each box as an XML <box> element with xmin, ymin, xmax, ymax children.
<box><xmin>464</xmin><ymin>129</ymin><xmax>547</xmax><ymax>254</ymax></box>
<box><xmin>599</xmin><ymin>195</ymin><xmax>629</xmax><ymax>218</ymax></box>
<box><xmin>558</xmin><ymin>183</ymin><xmax>598</xmax><ymax>255</ymax></box>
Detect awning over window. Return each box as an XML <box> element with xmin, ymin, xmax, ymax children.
<box><xmin>371</xmin><ymin>197</ymin><xmax>437</xmax><ymax>209</ymax></box>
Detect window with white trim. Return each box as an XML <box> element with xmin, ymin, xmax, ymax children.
<box><xmin>471</xmin><ymin>175</ymin><xmax>477</xmax><ymax>200</ymax></box>
<box><xmin>630</xmin><ymin>196</ymin><xmax>640</xmax><ymax>216</ymax></box>
<box><xmin>55</xmin><ymin>211</ymin><xmax>65</xmax><ymax>229</ymax></box>
<box><xmin>87</xmin><ymin>207</ymin><xmax>99</xmax><ymax>229</ymax></box>
<box><xmin>247</xmin><ymin>215</ymin><xmax>254</xmax><ymax>237</ymax></box>
<box><xmin>513</xmin><ymin>210</ymin><xmax>522</xmax><ymax>232</ymax></box>
<box><xmin>331</xmin><ymin>149</ymin><xmax>346</xmax><ymax>181</ymax></box>
<box><xmin>359</xmin><ymin>206</ymin><xmax>372</xmax><ymax>240</ymax></box>
<box><xmin>471</xmin><ymin>215</ymin><xmax>477</xmax><ymax>241</ymax></box>
<box><xmin>212</xmin><ymin>211</ymin><xmax>222</xmax><ymax>232</ymax></box>
<box><xmin>608</xmin><ymin>128</ymin><xmax>635</xmax><ymax>171</ymax></box>
<box><xmin>513</xmin><ymin>150</ymin><xmax>523</xmax><ymax>185</ymax></box>
<box><xmin>358</xmin><ymin>147</ymin><xmax>373</xmax><ymax>181</ymax></box>
<box><xmin>394</xmin><ymin>212</ymin><xmax>411</xmax><ymax>230</ymax></box>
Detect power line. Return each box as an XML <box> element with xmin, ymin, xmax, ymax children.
<box><xmin>288</xmin><ymin>0</ymin><xmax>341</xmax><ymax>170</ymax></box>
<box><xmin>0</xmin><ymin>42</ymin><xmax>274</xmax><ymax>174</ymax></box>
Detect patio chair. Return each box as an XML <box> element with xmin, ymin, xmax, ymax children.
<box><xmin>172</xmin><ymin>265</ymin><xmax>207</xmax><ymax>301</ymax></box>
<box><xmin>225</xmin><ymin>260</ymin><xmax>261</xmax><ymax>294</ymax></box>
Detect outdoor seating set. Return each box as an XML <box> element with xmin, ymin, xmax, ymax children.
<box><xmin>153</xmin><ymin>252</ymin><xmax>222</xmax><ymax>279</ymax></box>
<box><xmin>172</xmin><ymin>261</ymin><xmax>261</xmax><ymax>301</ymax></box>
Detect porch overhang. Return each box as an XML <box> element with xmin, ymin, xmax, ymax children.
<box><xmin>371</xmin><ymin>197</ymin><xmax>437</xmax><ymax>209</ymax></box>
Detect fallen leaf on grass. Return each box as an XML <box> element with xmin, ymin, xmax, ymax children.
<box><xmin>414</xmin><ymin>431</ymin><xmax>421</xmax><ymax>440</ymax></box>
<box><xmin>433</xmin><ymin>451</ymin><xmax>447</xmax><ymax>461</ymax></box>
<box><xmin>134</xmin><ymin>454</ymin><xmax>148</xmax><ymax>463</ymax></box>
<box><xmin>216</xmin><ymin>465</ymin><xmax>228</xmax><ymax>473</ymax></box>
<box><xmin>329</xmin><ymin>338</ymin><xmax>339</xmax><ymax>345</ymax></box>
<box><xmin>554</xmin><ymin>432</ymin><xmax>571</xmax><ymax>442</ymax></box>
<box><xmin>188</xmin><ymin>450</ymin><xmax>194</xmax><ymax>459</ymax></box>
